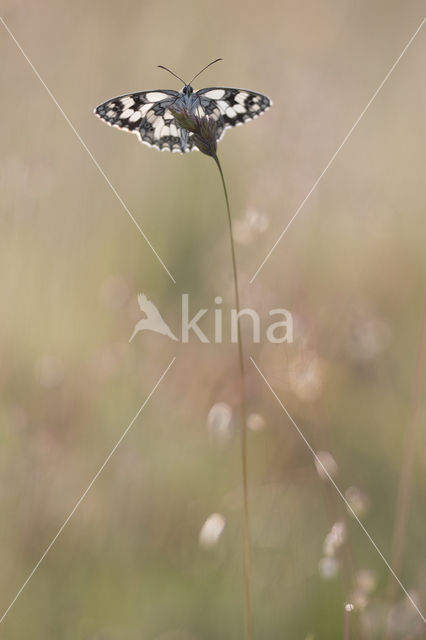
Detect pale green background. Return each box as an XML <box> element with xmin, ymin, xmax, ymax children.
<box><xmin>0</xmin><ymin>1</ymin><xmax>425</xmax><ymax>638</ymax></box>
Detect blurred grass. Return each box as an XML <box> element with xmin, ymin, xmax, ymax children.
<box><xmin>1</xmin><ymin>0</ymin><xmax>426</xmax><ymax>638</ymax></box>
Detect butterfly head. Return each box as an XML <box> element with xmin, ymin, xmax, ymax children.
<box><xmin>182</xmin><ymin>85</ymin><xmax>194</xmax><ymax>96</ymax></box>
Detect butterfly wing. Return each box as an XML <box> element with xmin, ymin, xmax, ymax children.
<box><xmin>196</xmin><ymin>87</ymin><xmax>271</xmax><ymax>137</ymax></box>
<box><xmin>95</xmin><ymin>90</ymin><xmax>198</xmax><ymax>152</ymax></box>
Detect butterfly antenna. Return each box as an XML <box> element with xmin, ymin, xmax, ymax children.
<box><xmin>157</xmin><ymin>65</ymin><xmax>187</xmax><ymax>85</ymax></box>
<box><xmin>188</xmin><ymin>58</ymin><xmax>222</xmax><ymax>86</ymax></box>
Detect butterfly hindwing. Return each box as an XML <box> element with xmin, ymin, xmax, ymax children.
<box><xmin>196</xmin><ymin>87</ymin><xmax>271</xmax><ymax>129</ymax></box>
<box><xmin>136</xmin><ymin>105</ymin><xmax>197</xmax><ymax>152</ymax></box>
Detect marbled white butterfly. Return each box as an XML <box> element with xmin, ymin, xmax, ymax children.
<box><xmin>94</xmin><ymin>59</ymin><xmax>272</xmax><ymax>153</ymax></box>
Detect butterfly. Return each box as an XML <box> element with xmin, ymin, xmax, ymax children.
<box><xmin>94</xmin><ymin>59</ymin><xmax>272</xmax><ymax>153</ymax></box>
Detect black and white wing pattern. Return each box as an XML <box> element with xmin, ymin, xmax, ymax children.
<box><xmin>196</xmin><ymin>87</ymin><xmax>271</xmax><ymax>132</ymax></box>
<box><xmin>95</xmin><ymin>89</ymin><xmax>197</xmax><ymax>153</ymax></box>
<box><xmin>95</xmin><ymin>85</ymin><xmax>271</xmax><ymax>153</ymax></box>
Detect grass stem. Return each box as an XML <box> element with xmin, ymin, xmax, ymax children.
<box><xmin>385</xmin><ymin>290</ymin><xmax>426</xmax><ymax>636</ymax></box>
<box><xmin>344</xmin><ymin>604</ymin><xmax>353</xmax><ymax>640</ymax></box>
<box><xmin>214</xmin><ymin>152</ymin><xmax>253</xmax><ymax>640</ymax></box>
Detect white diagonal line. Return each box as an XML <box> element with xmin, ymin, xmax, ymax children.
<box><xmin>0</xmin><ymin>357</ymin><xmax>176</xmax><ymax>626</ymax></box>
<box><xmin>0</xmin><ymin>16</ymin><xmax>176</xmax><ymax>285</ymax></box>
<box><xmin>250</xmin><ymin>17</ymin><xmax>426</xmax><ymax>283</ymax></box>
<box><xmin>250</xmin><ymin>356</ymin><xmax>426</xmax><ymax>624</ymax></box>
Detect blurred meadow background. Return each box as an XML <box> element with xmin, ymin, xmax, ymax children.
<box><xmin>1</xmin><ymin>0</ymin><xmax>426</xmax><ymax>638</ymax></box>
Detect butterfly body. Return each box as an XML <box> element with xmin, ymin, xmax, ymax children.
<box><xmin>94</xmin><ymin>83</ymin><xmax>271</xmax><ymax>153</ymax></box>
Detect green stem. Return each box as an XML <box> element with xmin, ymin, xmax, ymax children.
<box><xmin>214</xmin><ymin>152</ymin><xmax>252</xmax><ymax>640</ymax></box>
<box><xmin>385</xmin><ymin>289</ymin><xmax>426</xmax><ymax>637</ymax></box>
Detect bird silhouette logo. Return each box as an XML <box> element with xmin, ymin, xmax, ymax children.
<box><xmin>129</xmin><ymin>294</ymin><xmax>178</xmax><ymax>343</ymax></box>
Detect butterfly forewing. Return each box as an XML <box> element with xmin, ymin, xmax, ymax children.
<box><xmin>95</xmin><ymin>89</ymin><xmax>196</xmax><ymax>152</ymax></box>
<box><xmin>197</xmin><ymin>87</ymin><xmax>271</xmax><ymax>129</ymax></box>
<box><xmin>95</xmin><ymin>90</ymin><xmax>178</xmax><ymax>128</ymax></box>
